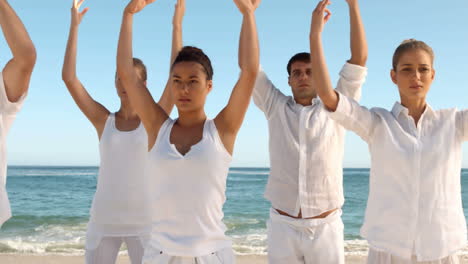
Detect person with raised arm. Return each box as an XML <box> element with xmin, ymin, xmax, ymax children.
<box><xmin>117</xmin><ymin>0</ymin><xmax>259</xmax><ymax>262</ymax></box>
<box><xmin>0</xmin><ymin>0</ymin><xmax>36</xmax><ymax>228</ymax></box>
<box><xmin>62</xmin><ymin>0</ymin><xmax>181</xmax><ymax>262</ymax></box>
<box><xmin>253</xmin><ymin>0</ymin><xmax>366</xmax><ymax>262</ymax></box>
<box><xmin>310</xmin><ymin>0</ymin><xmax>467</xmax><ymax>263</ymax></box>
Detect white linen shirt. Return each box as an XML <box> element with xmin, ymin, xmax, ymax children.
<box><xmin>253</xmin><ymin>63</ymin><xmax>367</xmax><ymax>217</ymax></box>
<box><xmin>328</xmin><ymin>93</ymin><xmax>468</xmax><ymax>261</ymax></box>
<box><xmin>0</xmin><ymin>72</ymin><xmax>26</xmax><ymax>227</ymax></box>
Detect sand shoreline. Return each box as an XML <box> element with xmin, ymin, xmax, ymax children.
<box><xmin>0</xmin><ymin>254</ymin><xmax>367</xmax><ymax>264</ymax></box>
<box><xmin>0</xmin><ymin>254</ymin><xmax>363</xmax><ymax>264</ymax></box>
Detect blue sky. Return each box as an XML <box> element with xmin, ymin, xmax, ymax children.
<box><xmin>2</xmin><ymin>0</ymin><xmax>468</xmax><ymax>167</ymax></box>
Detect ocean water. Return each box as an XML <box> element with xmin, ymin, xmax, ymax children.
<box><xmin>1</xmin><ymin>166</ymin><xmax>467</xmax><ymax>256</ymax></box>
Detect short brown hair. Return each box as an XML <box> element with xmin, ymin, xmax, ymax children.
<box><xmin>133</xmin><ymin>58</ymin><xmax>147</xmax><ymax>81</ymax></box>
<box><xmin>392</xmin><ymin>39</ymin><xmax>434</xmax><ymax>70</ymax></box>
<box><xmin>287</xmin><ymin>52</ymin><xmax>311</xmax><ymax>76</ymax></box>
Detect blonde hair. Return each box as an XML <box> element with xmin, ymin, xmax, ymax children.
<box><xmin>132</xmin><ymin>58</ymin><xmax>147</xmax><ymax>81</ymax></box>
<box><xmin>392</xmin><ymin>39</ymin><xmax>434</xmax><ymax>70</ymax></box>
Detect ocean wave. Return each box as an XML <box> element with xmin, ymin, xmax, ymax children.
<box><xmin>231</xmin><ymin>233</ymin><xmax>267</xmax><ymax>255</ymax></box>
<box><xmin>2</xmin><ymin>235</ymin><xmax>468</xmax><ymax>257</ymax></box>
<box><xmin>0</xmin><ymin>239</ymin><xmax>85</xmax><ymax>255</ymax></box>
<box><xmin>0</xmin><ymin>223</ymin><xmax>87</xmax><ymax>254</ymax></box>
<box><xmin>344</xmin><ymin>239</ymin><xmax>368</xmax><ymax>255</ymax></box>
<box><xmin>225</xmin><ymin>218</ymin><xmax>261</xmax><ymax>226</ymax></box>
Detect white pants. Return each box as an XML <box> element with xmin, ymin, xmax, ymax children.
<box><xmin>367</xmin><ymin>249</ymin><xmax>460</xmax><ymax>264</ymax></box>
<box><xmin>85</xmin><ymin>235</ymin><xmax>147</xmax><ymax>264</ymax></box>
<box><xmin>142</xmin><ymin>247</ymin><xmax>235</xmax><ymax>264</ymax></box>
<box><xmin>267</xmin><ymin>208</ymin><xmax>344</xmax><ymax>264</ymax></box>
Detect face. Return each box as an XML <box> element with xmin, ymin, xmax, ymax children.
<box><xmin>391</xmin><ymin>49</ymin><xmax>435</xmax><ymax>102</ymax></box>
<box><xmin>171</xmin><ymin>61</ymin><xmax>212</xmax><ymax>113</ymax></box>
<box><xmin>115</xmin><ymin>66</ymin><xmax>146</xmax><ymax>100</ymax></box>
<box><xmin>288</xmin><ymin>61</ymin><xmax>315</xmax><ymax>101</ymax></box>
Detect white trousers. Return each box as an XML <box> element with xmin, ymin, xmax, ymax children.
<box><xmin>367</xmin><ymin>248</ymin><xmax>460</xmax><ymax>264</ymax></box>
<box><xmin>142</xmin><ymin>246</ymin><xmax>235</xmax><ymax>264</ymax></box>
<box><xmin>267</xmin><ymin>208</ymin><xmax>345</xmax><ymax>264</ymax></box>
<box><xmin>85</xmin><ymin>235</ymin><xmax>147</xmax><ymax>264</ymax></box>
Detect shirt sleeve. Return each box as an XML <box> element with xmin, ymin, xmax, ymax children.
<box><xmin>335</xmin><ymin>62</ymin><xmax>368</xmax><ymax>102</ymax></box>
<box><xmin>0</xmin><ymin>72</ymin><xmax>26</xmax><ymax>115</ymax></box>
<box><xmin>456</xmin><ymin>109</ymin><xmax>468</xmax><ymax>142</ymax></box>
<box><xmin>326</xmin><ymin>91</ymin><xmax>378</xmax><ymax>143</ymax></box>
<box><xmin>253</xmin><ymin>69</ymin><xmax>288</xmax><ymax>119</ymax></box>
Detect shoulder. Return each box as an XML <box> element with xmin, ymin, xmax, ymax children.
<box><xmin>432</xmin><ymin>107</ymin><xmax>458</xmax><ymax>121</ymax></box>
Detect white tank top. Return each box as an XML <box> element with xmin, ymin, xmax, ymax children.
<box><xmin>147</xmin><ymin>118</ymin><xmax>232</xmax><ymax>256</ymax></box>
<box><xmin>90</xmin><ymin>113</ymin><xmax>152</xmax><ymax>229</ymax></box>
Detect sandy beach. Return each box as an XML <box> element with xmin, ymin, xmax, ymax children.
<box><xmin>1</xmin><ymin>254</ymin><xmax>468</xmax><ymax>263</ymax></box>
<box><xmin>0</xmin><ymin>255</ymin><xmax>372</xmax><ymax>264</ymax></box>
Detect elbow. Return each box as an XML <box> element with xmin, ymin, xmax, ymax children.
<box><xmin>246</xmin><ymin>67</ymin><xmax>259</xmax><ymax>79</ymax></box>
<box><xmin>18</xmin><ymin>45</ymin><xmax>37</xmax><ymax>72</ymax></box>
<box><xmin>349</xmin><ymin>53</ymin><xmax>368</xmax><ymax>67</ymax></box>
<box><xmin>24</xmin><ymin>44</ymin><xmax>37</xmax><ymax>66</ymax></box>
<box><xmin>243</xmin><ymin>63</ymin><xmax>260</xmax><ymax>80</ymax></box>
<box><xmin>61</xmin><ymin>66</ymin><xmax>75</xmax><ymax>85</ymax></box>
<box><xmin>61</xmin><ymin>73</ymin><xmax>70</xmax><ymax>84</ymax></box>
<box><xmin>243</xmin><ymin>69</ymin><xmax>259</xmax><ymax>83</ymax></box>
<box><xmin>61</xmin><ymin>71</ymin><xmax>75</xmax><ymax>85</ymax></box>
<box><xmin>321</xmin><ymin>92</ymin><xmax>339</xmax><ymax>112</ymax></box>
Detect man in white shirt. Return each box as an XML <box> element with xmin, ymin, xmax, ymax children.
<box><xmin>253</xmin><ymin>0</ymin><xmax>366</xmax><ymax>263</ymax></box>
<box><xmin>0</xmin><ymin>0</ymin><xmax>36</xmax><ymax>227</ymax></box>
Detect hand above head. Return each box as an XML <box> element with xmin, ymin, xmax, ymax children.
<box><xmin>310</xmin><ymin>0</ymin><xmax>332</xmax><ymax>36</ymax></box>
<box><xmin>71</xmin><ymin>0</ymin><xmax>89</xmax><ymax>26</ymax></box>
<box><xmin>125</xmin><ymin>0</ymin><xmax>156</xmax><ymax>15</ymax></box>
<box><xmin>173</xmin><ymin>0</ymin><xmax>185</xmax><ymax>26</ymax></box>
<box><xmin>233</xmin><ymin>0</ymin><xmax>261</xmax><ymax>15</ymax></box>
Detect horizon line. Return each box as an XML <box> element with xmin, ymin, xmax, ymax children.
<box><xmin>7</xmin><ymin>165</ymin><xmax>468</xmax><ymax>170</ymax></box>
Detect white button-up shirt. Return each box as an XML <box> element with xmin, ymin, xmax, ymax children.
<box><xmin>0</xmin><ymin>72</ymin><xmax>26</xmax><ymax>227</ymax></box>
<box><xmin>253</xmin><ymin>63</ymin><xmax>367</xmax><ymax>217</ymax></box>
<box><xmin>328</xmin><ymin>93</ymin><xmax>468</xmax><ymax>261</ymax></box>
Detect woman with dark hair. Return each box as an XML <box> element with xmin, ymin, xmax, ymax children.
<box><xmin>117</xmin><ymin>0</ymin><xmax>260</xmax><ymax>262</ymax></box>
<box><xmin>310</xmin><ymin>0</ymin><xmax>467</xmax><ymax>263</ymax></box>
<box><xmin>62</xmin><ymin>0</ymin><xmax>183</xmax><ymax>262</ymax></box>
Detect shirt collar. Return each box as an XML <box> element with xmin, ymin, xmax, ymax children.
<box><xmin>290</xmin><ymin>96</ymin><xmax>320</xmax><ymax>108</ymax></box>
<box><xmin>391</xmin><ymin>102</ymin><xmax>435</xmax><ymax>119</ymax></box>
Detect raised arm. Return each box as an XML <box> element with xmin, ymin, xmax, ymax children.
<box><xmin>157</xmin><ymin>0</ymin><xmax>185</xmax><ymax>114</ymax></box>
<box><xmin>117</xmin><ymin>0</ymin><xmax>168</xmax><ymax>149</ymax></box>
<box><xmin>335</xmin><ymin>0</ymin><xmax>368</xmax><ymax>100</ymax></box>
<box><xmin>346</xmin><ymin>0</ymin><xmax>367</xmax><ymax>66</ymax></box>
<box><xmin>215</xmin><ymin>0</ymin><xmax>260</xmax><ymax>153</ymax></box>
<box><xmin>0</xmin><ymin>0</ymin><xmax>36</xmax><ymax>102</ymax></box>
<box><xmin>310</xmin><ymin>0</ymin><xmax>377</xmax><ymax>142</ymax></box>
<box><xmin>62</xmin><ymin>0</ymin><xmax>110</xmax><ymax>138</ymax></box>
<box><xmin>309</xmin><ymin>0</ymin><xmax>338</xmax><ymax>111</ymax></box>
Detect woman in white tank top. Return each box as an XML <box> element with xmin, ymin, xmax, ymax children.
<box><xmin>0</xmin><ymin>0</ymin><xmax>36</xmax><ymax>228</ymax></box>
<box><xmin>61</xmin><ymin>0</ymin><xmax>184</xmax><ymax>263</ymax></box>
<box><xmin>117</xmin><ymin>0</ymin><xmax>260</xmax><ymax>263</ymax></box>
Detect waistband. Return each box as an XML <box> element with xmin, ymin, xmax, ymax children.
<box><xmin>269</xmin><ymin>207</ymin><xmax>342</xmax><ymax>239</ymax></box>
